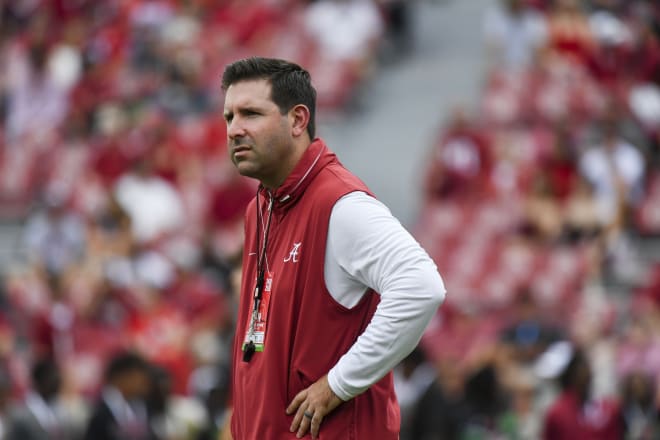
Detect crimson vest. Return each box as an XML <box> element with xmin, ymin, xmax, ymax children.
<box><xmin>231</xmin><ymin>139</ymin><xmax>400</xmax><ymax>439</ymax></box>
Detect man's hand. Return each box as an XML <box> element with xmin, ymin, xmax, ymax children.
<box><xmin>286</xmin><ymin>374</ymin><xmax>343</xmax><ymax>439</ymax></box>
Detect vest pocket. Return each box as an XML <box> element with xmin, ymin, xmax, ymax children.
<box><xmin>287</xmin><ymin>368</ymin><xmax>311</xmax><ymax>402</ymax></box>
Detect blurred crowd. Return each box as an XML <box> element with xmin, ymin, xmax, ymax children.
<box><xmin>4</xmin><ymin>0</ymin><xmax>660</xmax><ymax>439</ymax></box>
<box><xmin>0</xmin><ymin>0</ymin><xmax>409</xmax><ymax>438</ymax></box>
<box><xmin>396</xmin><ymin>0</ymin><xmax>660</xmax><ymax>439</ymax></box>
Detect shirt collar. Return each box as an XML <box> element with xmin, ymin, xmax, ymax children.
<box><xmin>263</xmin><ymin>138</ymin><xmax>337</xmax><ymax>210</ymax></box>
<box><xmin>102</xmin><ymin>386</ymin><xmax>136</xmax><ymax>424</ymax></box>
<box><xmin>25</xmin><ymin>391</ymin><xmax>58</xmax><ymax>430</ymax></box>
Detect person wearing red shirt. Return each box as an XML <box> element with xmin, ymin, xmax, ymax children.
<box><xmin>543</xmin><ymin>348</ymin><xmax>623</xmax><ymax>440</ymax></box>
<box><xmin>221</xmin><ymin>57</ymin><xmax>445</xmax><ymax>439</ymax></box>
<box><xmin>424</xmin><ymin>108</ymin><xmax>492</xmax><ymax>200</ymax></box>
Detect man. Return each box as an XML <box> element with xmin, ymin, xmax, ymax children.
<box><xmin>7</xmin><ymin>357</ymin><xmax>68</xmax><ymax>440</ymax></box>
<box><xmin>83</xmin><ymin>351</ymin><xmax>152</xmax><ymax>440</ymax></box>
<box><xmin>222</xmin><ymin>57</ymin><xmax>446</xmax><ymax>439</ymax></box>
<box><xmin>483</xmin><ymin>0</ymin><xmax>547</xmax><ymax>70</ymax></box>
<box><xmin>578</xmin><ymin>107</ymin><xmax>645</xmax><ymax>227</ymax></box>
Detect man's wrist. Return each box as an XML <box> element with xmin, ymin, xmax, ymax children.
<box><xmin>327</xmin><ymin>368</ymin><xmax>352</xmax><ymax>402</ymax></box>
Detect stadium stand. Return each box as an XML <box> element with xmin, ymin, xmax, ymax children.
<box><xmin>0</xmin><ymin>0</ymin><xmax>393</xmax><ymax>437</ymax></box>
<box><xmin>3</xmin><ymin>0</ymin><xmax>660</xmax><ymax>439</ymax></box>
<box><xmin>402</xmin><ymin>0</ymin><xmax>660</xmax><ymax>438</ymax></box>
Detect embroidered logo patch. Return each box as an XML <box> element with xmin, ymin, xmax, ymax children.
<box><xmin>283</xmin><ymin>242</ymin><xmax>301</xmax><ymax>263</ymax></box>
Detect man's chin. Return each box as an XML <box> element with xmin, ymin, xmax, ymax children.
<box><xmin>235</xmin><ymin>163</ymin><xmax>259</xmax><ymax>180</ymax></box>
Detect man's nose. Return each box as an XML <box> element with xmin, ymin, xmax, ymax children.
<box><xmin>227</xmin><ymin>118</ymin><xmax>246</xmax><ymax>139</ymax></box>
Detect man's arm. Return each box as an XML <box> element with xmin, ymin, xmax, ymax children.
<box><xmin>324</xmin><ymin>191</ymin><xmax>445</xmax><ymax>399</ymax></box>
<box><xmin>287</xmin><ymin>191</ymin><xmax>446</xmax><ymax>438</ymax></box>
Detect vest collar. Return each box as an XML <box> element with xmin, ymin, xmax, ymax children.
<box><xmin>260</xmin><ymin>138</ymin><xmax>336</xmax><ymax>210</ymax></box>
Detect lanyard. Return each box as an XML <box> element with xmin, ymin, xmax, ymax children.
<box><xmin>243</xmin><ymin>188</ymin><xmax>274</xmax><ymax>362</ymax></box>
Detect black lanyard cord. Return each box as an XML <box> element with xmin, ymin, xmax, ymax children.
<box><xmin>244</xmin><ymin>188</ymin><xmax>274</xmax><ymax>362</ymax></box>
<box><xmin>255</xmin><ymin>188</ymin><xmax>274</xmax><ymax>301</ymax></box>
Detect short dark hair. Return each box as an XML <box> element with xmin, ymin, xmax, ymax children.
<box><xmin>559</xmin><ymin>349</ymin><xmax>589</xmax><ymax>390</ymax></box>
<box><xmin>221</xmin><ymin>57</ymin><xmax>316</xmax><ymax>139</ymax></box>
<box><xmin>104</xmin><ymin>351</ymin><xmax>150</xmax><ymax>383</ymax></box>
<box><xmin>31</xmin><ymin>357</ymin><xmax>60</xmax><ymax>391</ymax></box>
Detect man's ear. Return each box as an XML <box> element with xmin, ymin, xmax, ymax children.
<box><xmin>289</xmin><ymin>104</ymin><xmax>310</xmax><ymax>138</ymax></box>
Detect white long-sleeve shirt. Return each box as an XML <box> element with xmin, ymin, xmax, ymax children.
<box><xmin>324</xmin><ymin>192</ymin><xmax>446</xmax><ymax>401</ymax></box>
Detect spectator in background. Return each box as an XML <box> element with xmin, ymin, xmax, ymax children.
<box><xmin>304</xmin><ymin>0</ymin><xmax>384</xmax><ymax>77</ymax></box>
<box><xmin>69</xmin><ymin>58</ymin><xmax>117</xmax><ymax>132</ymax></box>
<box><xmin>6</xmin><ymin>357</ymin><xmax>70</xmax><ymax>440</ymax></box>
<box><xmin>424</xmin><ymin>107</ymin><xmax>491</xmax><ymax>200</ymax></box>
<box><xmin>500</xmin><ymin>289</ymin><xmax>564</xmax><ymax>366</ymax></box>
<box><xmin>393</xmin><ymin>347</ymin><xmax>436</xmax><ymax>440</ymax></box>
<box><xmin>90</xmin><ymin>103</ymin><xmax>139</xmax><ymax>188</ymax></box>
<box><xmin>47</xmin><ymin>16</ymin><xmax>84</xmax><ymax>94</ymax></box>
<box><xmin>541</xmin><ymin>120</ymin><xmax>579</xmax><ymax>202</ymax></box>
<box><xmin>114</xmin><ymin>157</ymin><xmax>184</xmax><ymax>244</ymax></box>
<box><xmin>578</xmin><ymin>107</ymin><xmax>645</xmax><ymax>232</ymax></box>
<box><xmin>519</xmin><ymin>172</ymin><xmax>565</xmax><ymax>244</ymax></box>
<box><xmin>84</xmin><ymin>351</ymin><xmax>152</xmax><ymax>440</ymax></box>
<box><xmin>206</xmin><ymin>167</ymin><xmax>255</xmax><ymax>262</ymax></box>
<box><xmin>561</xmin><ymin>174</ymin><xmax>604</xmax><ymax>245</ymax></box>
<box><xmin>87</xmin><ymin>195</ymin><xmax>133</xmax><ymax>263</ymax></box>
<box><xmin>632</xmin><ymin>10</ymin><xmax>660</xmax><ymax>86</ymax></box>
<box><xmin>193</xmin><ymin>364</ymin><xmax>231</xmax><ymax>440</ymax></box>
<box><xmin>483</xmin><ymin>0</ymin><xmax>547</xmax><ymax>70</ymax></box>
<box><xmin>628</xmin><ymin>15</ymin><xmax>660</xmax><ymax>163</ymax></box>
<box><xmin>378</xmin><ymin>0</ymin><xmax>413</xmax><ymax>56</ymax></box>
<box><xmin>207</xmin><ymin>0</ymin><xmax>285</xmax><ymax>51</ymax></box>
<box><xmin>461</xmin><ymin>362</ymin><xmax>517</xmax><ymax>439</ymax></box>
<box><xmin>506</xmin><ymin>369</ymin><xmax>542</xmax><ymax>440</ymax></box>
<box><xmin>616</xmin><ymin>296</ymin><xmax>660</xmax><ymax>397</ymax></box>
<box><xmin>4</xmin><ymin>40</ymin><xmax>69</xmax><ymax>144</ymax></box>
<box><xmin>154</xmin><ymin>62</ymin><xmax>211</xmax><ymax>120</ymax></box>
<box><xmin>586</xmin><ymin>4</ymin><xmax>633</xmax><ymax>89</ymax></box>
<box><xmin>22</xmin><ymin>188</ymin><xmax>86</xmax><ymax>277</ymax></box>
<box><xmin>47</xmin><ymin>110</ymin><xmax>94</xmax><ymax>206</ymax></box>
<box><xmin>146</xmin><ymin>366</ymin><xmax>206</xmax><ymax>440</ymax></box>
<box><xmin>126</xmin><ymin>283</ymin><xmax>192</xmax><ymax>396</ymax></box>
<box><xmin>410</xmin><ymin>350</ymin><xmax>468</xmax><ymax>440</ymax></box>
<box><xmin>546</xmin><ymin>0</ymin><xmax>597</xmax><ymax>68</ymax></box>
<box><xmin>127</xmin><ymin>0</ymin><xmax>172</xmax><ymax>74</ymax></box>
<box><xmin>543</xmin><ymin>348</ymin><xmax>623</xmax><ymax>439</ymax></box>
<box><xmin>31</xmin><ymin>273</ymin><xmax>75</xmax><ymax>361</ymax></box>
<box><xmin>620</xmin><ymin>371</ymin><xmax>660</xmax><ymax>439</ymax></box>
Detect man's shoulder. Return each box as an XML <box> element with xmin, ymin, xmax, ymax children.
<box><xmin>313</xmin><ymin>162</ymin><xmax>371</xmax><ymax>198</ymax></box>
<box><xmin>6</xmin><ymin>403</ymin><xmax>39</xmax><ymax>433</ymax></box>
<box><xmin>7</xmin><ymin>402</ymin><xmax>31</xmax><ymax>420</ymax></box>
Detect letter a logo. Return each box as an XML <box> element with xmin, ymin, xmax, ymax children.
<box><xmin>284</xmin><ymin>242</ymin><xmax>301</xmax><ymax>263</ymax></box>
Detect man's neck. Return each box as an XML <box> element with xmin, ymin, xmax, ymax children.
<box><xmin>262</xmin><ymin>139</ymin><xmax>310</xmax><ymax>190</ymax></box>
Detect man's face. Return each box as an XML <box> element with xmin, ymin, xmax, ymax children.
<box><xmin>223</xmin><ymin>79</ymin><xmax>294</xmax><ymax>187</ymax></box>
<box><xmin>125</xmin><ymin>369</ymin><xmax>151</xmax><ymax>400</ymax></box>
